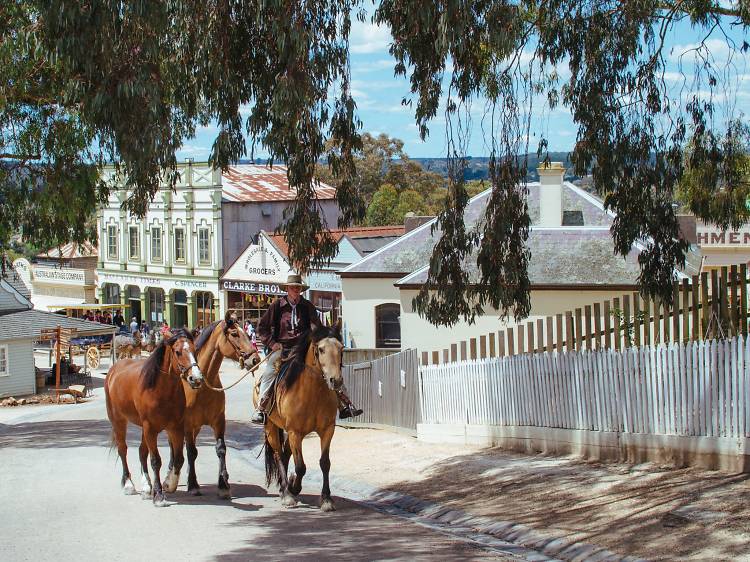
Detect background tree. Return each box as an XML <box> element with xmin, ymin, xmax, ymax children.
<box><xmin>2</xmin><ymin>1</ymin><xmax>750</xmax><ymax>327</ymax></box>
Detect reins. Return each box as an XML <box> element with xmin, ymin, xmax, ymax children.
<box><xmin>202</xmin><ymin>351</ymin><xmax>271</xmax><ymax>392</ymax></box>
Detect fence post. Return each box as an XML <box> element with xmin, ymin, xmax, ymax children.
<box><xmin>584</xmin><ymin>305</ymin><xmax>593</xmax><ymax>350</ymax></box>
<box><xmin>460</xmin><ymin>341</ymin><xmax>468</xmax><ymax>361</ymax></box>
<box><xmin>555</xmin><ymin>314</ymin><xmax>563</xmax><ymax>352</ymax></box>
<box><xmin>480</xmin><ymin>335</ymin><xmax>487</xmax><ymax>359</ymax></box>
<box><xmin>702</xmin><ymin>271</ymin><xmax>710</xmax><ymax>338</ymax></box>
<box><xmin>498</xmin><ymin>331</ymin><xmax>506</xmax><ymax>357</ymax></box>
<box><xmin>691</xmin><ymin>275</ymin><xmax>700</xmax><ymax>342</ymax></box>
<box><xmin>469</xmin><ymin>338</ymin><xmax>477</xmax><ymax>360</ymax></box>
<box><xmin>527</xmin><ymin>321</ymin><xmax>535</xmax><ymax>354</ymax></box>
<box><xmin>546</xmin><ymin>316</ymin><xmax>554</xmax><ymax>352</ymax></box>
<box><xmin>741</xmin><ymin>264</ymin><xmax>748</xmax><ymax>335</ymax></box>
<box><xmin>593</xmin><ymin>302</ymin><xmax>602</xmax><ymax>349</ymax></box>
<box><xmin>720</xmin><ymin>266</ymin><xmax>729</xmax><ymax>336</ymax></box>
<box><xmin>507</xmin><ymin>327</ymin><xmax>515</xmax><ymax>356</ymax></box>
<box><xmin>731</xmin><ymin>265</ymin><xmax>739</xmax><ymax>337</ymax></box>
<box><xmin>643</xmin><ymin>297</ymin><xmax>651</xmax><ymax>346</ymax></box>
<box><xmin>682</xmin><ymin>278</ymin><xmax>690</xmax><ymax>343</ymax></box>
<box><xmin>575</xmin><ymin>308</ymin><xmax>583</xmax><ymax>350</ymax></box>
<box><xmin>633</xmin><ymin>294</ymin><xmax>641</xmax><ymax>347</ymax></box>
<box><xmin>421</xmin><ymin>351</ymin><xmax>428</xmax><ymax>365</ymax></box>
<box><xmin>672</xmin><ymin>282</ymin><xmax>680</xmax><ymax>343</ymax></box>
<box><xmin>517</xmin><ymin>324</ymin><xmax>525</xmax><ymax>355</ymax></box>
<box><xmin>450</xmin><ymin>343</ymin><xmax>458</xmax><ymax>362</ymax></box>
<box><xmin>537</xmin><ymin>318</ymin><xmax>544</xmax><ymax>352</ymax></box>
<box><xmin>613</xmin><ymin>297</ymin><xmax>621</xmax><ymax>350</ymax></box>
<box><xmin>565</xmin><ymin>311</ymin><xmax>574</xmax><ymax>352</ymax></box>
<box><xmin>443</xmin><ymin>349</ymin><xmax>449</xmax><ymax>363</ymax></box>
<box><xmin>603</xmin><ymin>300</ymin><xmax>612</xmax><ymax>349</ymax></box>
<box><xmin>431</xmin><ymin>351</ymin><xmax>439</xmax><ymax>365</ymax></box>
<box><xmin>488</xmin><ymin>333</ymin><xmax>496</xmax><ymax>357</ymax></box>
<box><xmin>623</xmin><ymin>294</ymin><xmax>631</xmax><ymax>347</ymax></box>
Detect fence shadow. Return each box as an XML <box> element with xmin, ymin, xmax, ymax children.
<box><xmin>374</xmin><ymin>446</ymin><xmax>750</xmax><ymax>561</ymax></box>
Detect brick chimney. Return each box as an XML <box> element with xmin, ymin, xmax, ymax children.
<box><xmin>537</xmin><ymin>162</ymin><xmax>565</xmax><ymax>227</ymax></box>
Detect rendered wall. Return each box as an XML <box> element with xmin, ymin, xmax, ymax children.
<box><xmin>341</xmin><ymin>276</ymin><xmax>401</xmax><ymax>349</ymax></box>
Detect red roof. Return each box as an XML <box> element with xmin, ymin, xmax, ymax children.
<box><xmin>221</xmin><ymin>164</ymin><xmax>337</xmax><ymax>202</ymax></box>
<box><xmin>37</xmin><ymin>241</ymin><xmax>98</xmax><ymax>260</ymax></box>
<box><xmin>266</xmin><ymin>225</ymin><xmax>405</xmax><ymax>258</ymax></box>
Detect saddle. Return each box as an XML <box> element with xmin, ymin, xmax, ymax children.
<box><xmin>254</xmin><ymin>353</ymin><xmax>296</xmax><ymax>417</ymax></box>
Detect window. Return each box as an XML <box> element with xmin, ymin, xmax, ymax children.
<box><xmin>198</xmin><ymin>228</ymin><xmax>210</xmax><ymax>265</ymax></box>
<box><xmin>107</xmin><ymin>225</ymin><xmax>118</xmax><ymax>260</ymax></box>
<box><xmin>151</xmin><ymin>226</ymin><xmax>162</xmax><ymax>262</ymax></box>
<box><xmin>0</xmin><ymin>345</ymin><xmax>8</xmax><ymax>376</ymax></box>
<box><xmin>375</xmin><ymin>303</ymin><xmax>401</xmax><ymax>348</ymax></box>
<box><xmin>174</xmin><ymin>228</ymin><xmax>185</xmax><ymax>262</ymax></box>
<box><xmin>128</xmin><ymin>226</ymin><xmax>140</xmax><ymax>260</ymax></box>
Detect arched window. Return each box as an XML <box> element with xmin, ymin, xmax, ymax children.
<box><xmin>375</xmin><ymin>303</ymin><xmax>401</xmax><ymax>348</ymax></box>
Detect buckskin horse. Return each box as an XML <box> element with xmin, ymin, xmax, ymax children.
<box><xmin>257</xmin><ymin>322</ymin><xmax>344</xmax><ymax>512</ymax></box>
<box><xmin>161</xmin><ymin>312</ymin><xmax>260</xmax><ymax>498</ymax></box>
<box><xmin>105</xmin><ymin>330</ymin><xmax>204</xmax><ymax>506</ymax></box>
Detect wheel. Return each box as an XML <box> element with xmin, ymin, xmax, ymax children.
<box><xmin>86</xmin><ymin>346</ymin><xmax>101</xmax><ymax>370</ymax></box>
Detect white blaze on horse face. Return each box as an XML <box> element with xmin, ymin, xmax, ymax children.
<box><xmin>317</xmin><ymin>338</ymin><xmax>344</xmax><ymax>389</ymax></box>
<box><xmin>183</xmin><ymin>341</ymin><xmax>203</xmax><ymax>382</ymax></box>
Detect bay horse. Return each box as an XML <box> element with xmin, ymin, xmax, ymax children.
<box><xmin>161</xmin><ymin>312</ymin><xmax>260</xmax><ymax>498</ymax></box>
<box><xmin>257</xmin><ymin>322</ymin><xmax>344</xmax><ymax>511</ymax></box>
<box><xmin>104</xmin><ymin>330</ymin><xmax>204</xmax><ymax>506</ymax></box>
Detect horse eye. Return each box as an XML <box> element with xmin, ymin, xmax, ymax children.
<box><xmin>175</xmin><ymin>350</ymin><xmax>182</xmax><ymax>356</ymax></box>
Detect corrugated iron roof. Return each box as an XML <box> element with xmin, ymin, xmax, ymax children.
<box><xmin>221</xmin><ymin>165</ymin><xmax>337</xmax><ymax>202</ymax></box>
<box><xmin>267</xmin><ymin>225</ymin><xmax>405</xmax><ymax>259</ymax></box>
<box><xmin>0</xmin><ymin>309</ymin><xmax>114</xmax><ymax>341</ymax></box>
<box><xmin>37</xmin><ymin>241</ymin><xmax>98</xmax><ymax>260</ymax></box>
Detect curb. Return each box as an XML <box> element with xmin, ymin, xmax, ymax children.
<box><xmin>234</xmin><ymin>445</ymin><xmax>646</xmax><ymax>562</ymax></box>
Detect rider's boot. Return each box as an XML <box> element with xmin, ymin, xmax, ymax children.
<box><xmin>336</xmin><ymin>388</ymin><xmax>363</xmax><ymax>419</ymax></box>
<box><xmin>251</xmin><ymin>393</ymin><xmax>272</xmax><ymax>425</ymax></box>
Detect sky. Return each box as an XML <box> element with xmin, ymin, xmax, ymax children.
<box><xmin>177</xmin><ymin>10</ymin><xmax>750</xmax><ymax>161</ymax></box>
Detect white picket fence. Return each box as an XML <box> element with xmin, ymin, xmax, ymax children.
<box><xmin>419</xmin><ymin>336</ymin><xmax>750</xmax><ymax>439</ymax></box>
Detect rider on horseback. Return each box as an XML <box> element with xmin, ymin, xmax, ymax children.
<box><xmin>251</xmin><ymin>274</ymin><xmax>363</xmax><ymax>425</ymax></box>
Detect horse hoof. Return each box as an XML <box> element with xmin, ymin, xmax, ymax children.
<box><xmin>122</xmin><ymin>481</ymin><xmax>137</xmax><ymax>495</ymax></box>
<box><xmin>163</xmin><ymin>471</ymin><xmax>179</xmax><ymax>493</ymax></box>
<box><xmin>188</xmin><ymin>487</ymin><xmax>202</xmax><ymax>496</ymax></box>
<box><xmin>320</xmin><ymin>499</ymin><xmax>336</xmax><ymax>512</ymax></box>
<box><xmin>281</xmin><ymin>494</ymin><xmax>298</xmax><ymax>508</ymax></box>
<box><xmin>217</xmin><ymin>488</ymin><xmax>231</xmax><ymax>500</ymax></box>
<box><xmin>153</xmin><ymin>496</ymin><xmax>168</xmax><ymax>508</ymax></box>
<box><xmin>141</xmin><ymin>490</ymin><xmax>152</xmax><ymax>501</ymax></box>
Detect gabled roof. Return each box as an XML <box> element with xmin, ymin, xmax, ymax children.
<box><xmin>37</xmin><ymin>241</ymin><xmax>98</xmax><ymax>260</ymax></box>
<box><xmin>1</xmin><ymin>268</ymin><xmax>31</xmax><ymax>302</ymax></box>
<box><xmin>221</xmin><ymin>165</ymin><xmax>337</xmax><ymax>202</ymax></box>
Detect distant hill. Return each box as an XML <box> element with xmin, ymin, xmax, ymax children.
<box><xmin>414</xmin><ymin>153</ymin><xmax>576</xmax><ymax>181</ymax></box>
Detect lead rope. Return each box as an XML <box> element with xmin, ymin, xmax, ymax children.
<box><xmin>202</xmin><ymin>352</ymin><xmax>272</xmax><ymax>392</ymax></box>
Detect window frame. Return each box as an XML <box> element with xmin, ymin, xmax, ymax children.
<box><xmin>174</xmin><ymin>227</ymin><xmax>186</xmax><ymax>263</ymax></box>
<box><xmin>128</xmin><ymin>226</ymin><xmax>140</xmax><ymax>260</ymax></box>
<box><xmin>375</xmin><ymin>303</ymin><xmax>401</xmax><ymax>349</ymax></box>
<box><xmin>150</xmin><ymin>226</ymin><xmax>163</xmax><ymax>262</ymax></box>
<box><xmin>0</xmin><ymin>345</ymin><xmax>8</xmax><ymax>377</ymax></box>
<box><xmin>107</xmin><ymin>225</ymin><xmax>118</xmax><ymax>260</ymax></box>
<box><xmin>198</xmin><ymin>227</ymin><xmax>210</xmax><ymax>265</ymax></box>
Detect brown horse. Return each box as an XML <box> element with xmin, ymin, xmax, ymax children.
<box><xmin>258</xmin><ymin>323</ymin><xmax>344</xmax><ymax>511</ymax></box>
<box><xmin>162</xmin><ymin>312</ymin><xmax>260</xmax><ymax>498</ymax></box>
<box><xmin>105</xmin><ymin>330</ymin><xmax>204</xmax><ymax>506</ymax></box>
<box><xmin>115</xmin><ymin>331</ymin><xmax>144</xmax><ymax>359</ymax></box>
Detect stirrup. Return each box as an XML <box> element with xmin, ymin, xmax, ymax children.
<box><xmin>339</xmin><ymin>405</ymin><xmax>363</xmax><ymax>420</ymax></box>
<box><xmin>250</xmin><ymin>410</ymin><xmax>267</xmax><ymax>425</ymax></box>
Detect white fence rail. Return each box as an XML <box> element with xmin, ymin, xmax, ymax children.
<box><xmin>420</xmin><ymin>336</ymin><xmax>750</xmax><ymax>439</ymax></box>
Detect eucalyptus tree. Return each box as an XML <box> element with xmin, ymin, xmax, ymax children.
<box><xmin>1</xmin><ymin>1</ymin><xmax>749</xmax><ymax>326</ymax></box>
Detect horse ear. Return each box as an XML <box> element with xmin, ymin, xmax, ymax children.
<box><xmin>334</xmin><ymin>318</ymin><xmax>342</xmax><ymax>335</ymax></box>
<box><xmin>224</xmin><ymin>311</ymin><xmax>234</xmax><ymax>326</ymax></box>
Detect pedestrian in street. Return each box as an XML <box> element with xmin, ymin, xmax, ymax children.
<box><xmin>129</xmin><ymin>317</ymin><xmax>139</xmax><ymax>335</ymax></box>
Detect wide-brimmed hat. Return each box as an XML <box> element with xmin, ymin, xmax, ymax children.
<box><xmin>282</xmin><ymin>273</ymin><xmax>309</xmax><ymax>291</ymax></box>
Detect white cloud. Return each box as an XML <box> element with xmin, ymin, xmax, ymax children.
<box><xmin>350</xmin><ymin>20</ymin><xmax>392</xmax><ymax>54</ymax></box>
<box><xmin>351</xmin><ymin>58</ymin><xmax>396</xmax><ymax>73</ymax></box>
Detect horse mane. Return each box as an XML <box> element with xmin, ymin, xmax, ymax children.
<box><xmin>194</xmin><ymin>320</ymin><xmax>220</xmax><ymax>353</ymax></box>
<box><xmin>280</xmin><ymin>326</ymin><xmax>341</xmax><ymax>392</ymax></box>
<box><xmin>141</xmin><ymin>329</ymin><xmax>194</xmax><ymax>389</ymax></box>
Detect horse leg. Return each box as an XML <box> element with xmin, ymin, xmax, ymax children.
<box><xmin>186</xmin><ymin>430</ymin><xmax>201</xmax><ymax>496</ymax></box>
<box><xmin>163</xmin><ymin>427</ymin><xmax>185</xmax><ymax>494</ymax></box>
<box><xmin>213</xmin><ymin>419</ymin><xmax>231</xmax><ymax>499</ymax></box>
<box><xmin>286</xmin><ymin>431</ymin><xmax>306</xmax><ymax>498</ymax></box>
<box><xmin>138</xmin><ymin>435</ymin><xmax>153</xmax><ymax>500</ymax></box>
<box><xmin>318</xmin><ymin>425</ymin><xmax>336</xmax><ymax>512</ymax></box>
<box><xmin>143</xmin><ymin>424</ymin><xmax>167</xmax><ymax>507</ymax></box>
<box><xmin>266</xmin><ymin>424</ymin><xmax>295</xmax><ymax>507</ymax></box>
<box><xmin>279</xmin><ymin>437</ymin><xmax>292</xmax><ymax>493</ymax></box>
<box><xmin>113</xmin><ymin>419</ymin><xmax>136</xmax><ymax>495</ymax></box>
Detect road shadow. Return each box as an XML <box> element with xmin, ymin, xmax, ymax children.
<box><xmin>373</xmin><ymin>446</ymin><xmax>750</xmax><ymax>561</ymax></box>
<box><xmin>215</xmin><ymin>494</ymin><xmax>501</xmax><ymax>562</ymax></box>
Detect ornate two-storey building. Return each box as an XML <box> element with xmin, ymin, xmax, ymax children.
<box><xmin>97</xmin><ymin>162</ymin><xmax>223</xmax><ymax>329</ymax></box>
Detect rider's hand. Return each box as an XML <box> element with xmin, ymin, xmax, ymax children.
<box><xmin>272</xmin><ymin>343</ymin><xmax>282</xmax><ymax>352</ymax></box>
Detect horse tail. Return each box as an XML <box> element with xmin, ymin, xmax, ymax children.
<box><xmin>264</xmin><ymin>434</ymin><xmax>279</xmax><ymax>487</ymax></box>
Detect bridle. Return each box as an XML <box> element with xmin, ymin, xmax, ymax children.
<box><xmin>312</xmin><ymin>338</ymin><xmax>344</xmax><ymax>389</ymax></box>
<box><xmin>162</xmin><ymin>338</ymin><xmax>200</xmax><ymax>383</ymax></box>
<box><xmin>221</xmin><ymin>322</ymin><xmax>258</xmax><ymax>368</ymax></box>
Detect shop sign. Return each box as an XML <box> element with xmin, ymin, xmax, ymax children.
<box><xmin>222</xmin><ymin>280</ymin><xmax>285</xmax><ymax>295</ymax></box>
<box><xmin>306</xmin><ymin>270</ymin><xmax>341</xmax><ymax>292</ymax></box>
<box><xmin>697</xmin><ymin>225</ymin><xmax>750</xmax><ymax>247</ymax></box>
<box><xmin>33</xmin><ymin>266</ymin><xmax>88</xmax><ymax>285</ymax></box>
<box><xmin>223</xmin><ymin>238</ymin><xmax>293</xmax><ymax>284</ymax></box>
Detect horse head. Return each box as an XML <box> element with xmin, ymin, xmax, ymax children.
<box><xmin>167</xmin><ymin>331</ymin><xmax>204</xmax><ymax>389</ymax></box>
<box><xmin>220</xmin><ymin>312</ymin><xmax>260</xmax><ymax>368</ymax></box>
<box><xmin>311</xmin><ymin>322</ymin><xmax>344</xmax><ymax>391</ymax></box>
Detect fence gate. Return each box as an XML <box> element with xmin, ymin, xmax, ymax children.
<box><xmin>341</xmin><ymin>348</ymin><xmax>420</xmax><ymax>432</ymax></box>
